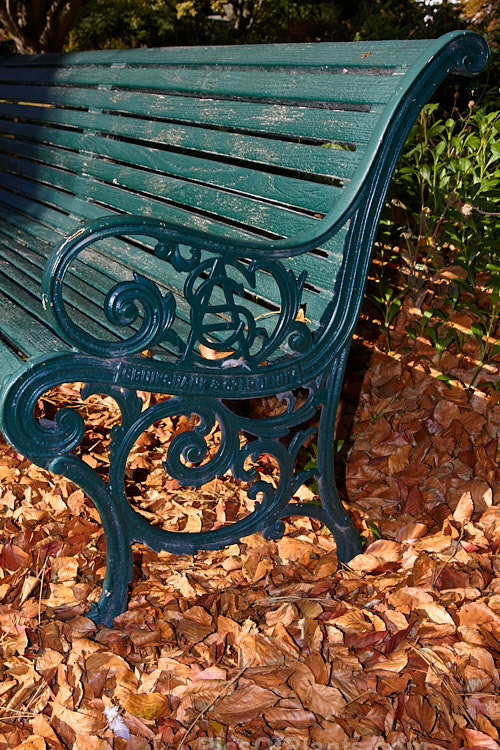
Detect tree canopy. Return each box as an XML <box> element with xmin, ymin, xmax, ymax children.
<box><xmin>0</xmin><ymin>0</ymin><xmax>474</xmax><ymax>54</ymax></box>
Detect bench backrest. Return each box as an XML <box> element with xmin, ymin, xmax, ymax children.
<box><xmin>0</xmin><ymin>32</ymin><xmax>489</xmax><ymax>367</ymax></box>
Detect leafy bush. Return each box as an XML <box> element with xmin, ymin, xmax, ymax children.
<box><xmin>372</xmin><ymin>103</ymin><xmax>500</xmax><ymax>390</ymax></box>
<box><xmin>383</xmin><ymin>102</ymin><xmax>500</xmax><ymax>283</ymax></box>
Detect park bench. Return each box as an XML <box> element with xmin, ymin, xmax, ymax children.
<box><xmin>0</xmin><ymin>31</ymin><xmax>489</xmax><ymax>625</ymax></box>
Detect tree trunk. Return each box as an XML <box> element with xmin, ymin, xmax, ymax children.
<box><xmin>0</xmin><ymin>0</ymin><xmax>84</xmax><ymax>54</ymax></box>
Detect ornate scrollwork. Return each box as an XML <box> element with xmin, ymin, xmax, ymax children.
<box><xmin>104</xmin><ymin>273</ymin><xmax>177</xmax><ymax>354</ymax></box>
<box><xmin>42</xmin><ymin>216</ymin><xmax>312</xmax><ymax>369</ymax></box>
<box><xmin>182</xmin><ymin>256</ymin><xmax>306</xmax><ymax>367</ymax></box>
<box><xmin>185</xmin><ymin>257</ymin><xmax>264</xmax><ymax>361</ymax></box>
<box><xmin>288</xmin><ymin>320</ymin><xmax>313</xmax><ymax>354</ymax></box>
<box><xmin>107</xmin><ymin>389</ymin><xmax>318</xmax><ymax>501</ymax></box>
<box><xmin>153</xmin><ymin>240</ymin><xmax>201</xmax><ymax>272</ymax></box>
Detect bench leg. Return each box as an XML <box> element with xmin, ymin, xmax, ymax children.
<box><xmin>315</xmin><ymin>360</ymin><xmax>363</xmax><ymax>563</ymax></box>
<box><xmin>278</xmin><ymin>349</ymin><xmax>362</xmax><ymax>563</ymax></box>
<box><xmin>50</xmin><ymin>454</ymin><xmax>134</xmax><ymax>627</ymax></box>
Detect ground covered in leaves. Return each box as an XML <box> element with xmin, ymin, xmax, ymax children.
<box><xmin>1</xmin><ymin>307</ymin><xmax>500</xmax><ymax>750</ymax></box>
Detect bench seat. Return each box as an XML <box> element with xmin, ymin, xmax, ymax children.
<box><xmin>0</xmin><ymin>32</ymin><xmax>489</xmax><ymax>624</ymax></box>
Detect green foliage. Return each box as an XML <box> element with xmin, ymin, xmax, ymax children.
<box><xmin>370</xmin><ymin>278</ymin><xmax>403</xmax><ymax>354</ymax></box>
<box><xmin>405</xmin><ymin>308</ymin><xmax>456</xmax><ymax>366</ymax></box>
<box><xmin>376</xmin><ymin>102</ymin><xmax>500</xmax><ymax>390</ymax></box>
<box><xmin>384</xmin><ymin>103</ymin><xmax>500</xmax><ymax>285</ymax></box>
<box><xmin>173</xmin><ymin>0</ymin><xmax>351</xmax><ymax>45</ymax></box>
<box><xmin>354</xmin><ymin>0</ymin><xmax>429</xmax><ymax>41</ymax></box>
<box><xmin>65</xmin><ymin>0</ymin><xmax>465</xmax><ymax>50</ymax></box>
<box><xmin>58</xmin><ymin>0</ymin><xmax>499</xmax><ymax>113</ymax></box>
<box><xmin>66</xmin><ymin>0</ymin><xmax>178</xmax><ymax>50</ymax></box>
<box><xmin>181</xmin><ymin>0</ymin><xmax>462</xmax><ymax>45</ymax></box>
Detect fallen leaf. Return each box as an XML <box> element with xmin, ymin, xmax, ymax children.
<box><xmin>212</xmin><ymin>684</ymin><xmax>277</xmax><ymax>724</ymax></box>
<box><xmin>463</xmin><ymin>729</ymin><xmax>500</xmax><ymax>749</ymax></box>
<box><xmin>11</xmin><ymin>739</ymin><xmax>46</xmax><ymax>750</ymax></box>
<box><xmin>453</xmin><ymin>491</ymin><xmax>474</xmax><ymax>524</ymax></box>
<box><xmin>121</xmin><ymin>693</ymin><xmax>169</xmax><ymax>720</ymax></box>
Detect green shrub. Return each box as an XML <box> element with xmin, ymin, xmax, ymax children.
<box><xmin>384</xmin><ymin>102</ymin><xmax>500</xmax><ymax>285</ymax></box>
<box><xmin>372</xmin><ymin>102</ymin><xmax>500</xmax><ymax>390</ymax></box>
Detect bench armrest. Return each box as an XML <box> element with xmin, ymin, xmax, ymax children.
<box><xmin>42</xmin><ymin>214</ymin><xmax>312</xmax><ymax>365</ymax></box>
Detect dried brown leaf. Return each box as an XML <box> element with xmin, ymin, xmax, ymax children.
<box><xmin>51</xmin><ymin>700</ymin><xmax>106</xmax><ymax>735</ymax></box>
<box><xmin>262</xmin><ymin>706</ymin><xmax>316</xmax><ymax>728</ymax></box>
<box><xmin>289</xmin><ymin>662</ymin><xmax>345</xmax><ymax>720</ymax></box>
<box><xmin>212</xmin><ymin>684</ymin><xmax>277</xmax><ymax>724</ymax></box>
<box><xmin>0</xmin><ymin>544</ymin><xmax>30</xmax><ymax>571</ymax></box>
<box><xmin>463</xmin><ymin>729</ymin><xmax>500</xmax><ymax>749</ymax></box>
<box><xmin>121</xmin><ymin>693</ymin><xmax>169</xmax><ymax>720</ymax></box>
<box><xmin>364</xmin><ymin>648</ymin><xmax>408</xmax><ymax>673</ymax></box>
<box><xmin>454</xmin><ymin>491</ymin><xmax>474</xmax><ymax>524</ymax></box>
<box><xmin>11</xmin><ymin>738</ymin><xmax>47</xmax><ymax>750</ymax></box>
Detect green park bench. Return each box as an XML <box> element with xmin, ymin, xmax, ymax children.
<box><xmin>0</xmin><ymin>31</ymin><xmax>489</xmax><ymax>625</ymax></box>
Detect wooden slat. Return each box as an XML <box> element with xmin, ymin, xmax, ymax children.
<box><xmin>0</xmin><ymin>216</ymin><xmax>325</xmax><ymax>357</ymax></box>
<box><xmin>0</xmin><ymin>146</ymin><xmax>347</xmax><ymax>292</ymax></box>
<box><xmin>0</xmin><ymin>171</ymin><xmax>106</xmax><ymax>223</ymax></box>
<box><xmin>0</xmin><ymin>135</ymin><xmax>348</xmax><ymax>295</ymax></box>
<box><xmin>0</xmin><ymin>118</ymin><xmax>352</xmax><ymax>216</ymax></box>
<box><xmin>0</xmin><ymin>39</ymin><xmax>380</xmax><ymax>339</ymax></box>
<box><xmin>0</xmin><ymin>105</ymin><xmax>362</xmax><ymax>183</ymax></box>
<box><xmin>0</xmin><ymin>334</ymin><xmax>22</xmax><ymax>375</ymax></box>
<box><xmin>0</xmin><ymin>186</ymin><xmax>89</xmax><ymax>239</ymax></box>
<box><xmin>0</xmin><ymin>32</ymin><xmax>485</xmax><ymax>376</ymax></box>
<box><xmin>0</xmin><ymin>186</ymin><xmax>344</xmax><ymax>311</ymax></box>
<box><xmin>0</xmin><ymin>65</ymin><xmax>403</xmax><ymax>107</ymax></box>
<box><xmin>0</xmin><ymin>238</ymin><xmax>299</xmax><ymax>365</ymax></box>
<box><xmin>0</xmin><ymin>38</ymin><xmax>431</xmax><ymax>70</ymax></box>
<box><xmin>0</xmin><ymin>84</ymin><xmax>380</xmax><ymax>144</ymax></box>
<box><xmin>0</xmin><ymin>128</ymin><xmax>348</xmax><ymax>283</ymax></box>
<box><xmin>0</xmin><ymin>150</ymin><xmax>325</xmax><ymax>241</ymax></box>
<box><xmin>0</xmin><ymin>144</ymin><xmax>348</xmax><ymax>284</ymax></box>
<box><xmin>84</xmin><ymin>160</ymin><xmax>322</xmax><ymax>238</ymax></box>
<box><xmin>0</xmin><ymin>270</ymin><xmax>67</xmax><ymax>357</ymax></box>
<box><xmin>0</xmin><ymin>191</ymin><xmax>342</xmax><ymax>358</ymax></box>
<box><xmin>81</xmin><ymin>133</ymin><xmax>349</xmax><ymax>209</ymax></box>
<box><xmin>0</xmin><ymin>248</ymin><xmax>115</xmax><ymax>340</ymax></box>
<box><xmin>0</xmin><ymin>238</ymin><xmax>187</xmax><ymax>355</ymax></box>
<box><xmin>0</xmin><ymin>169</ymin><xmax>256</xmax><ymax>242</ymax></box>
<box><xmin>0</xmin><ymin>32</ymin><xmax>488</xmax><ymax>370</ymax></box>
<box><xmin>0</xmin><ymin>223</ymin><xmax>186</xmax><ymax>355</ymax></box>
<box><xmin>0</xmin><ymin>220</ymin><xmax>191</xmax><ymax>326</ymax></box>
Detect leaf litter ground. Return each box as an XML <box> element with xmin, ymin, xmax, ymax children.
<box><xmin>1</xmin><ymin>308</ymin><xmax>500</xmax><ymax>750</ymax></box>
